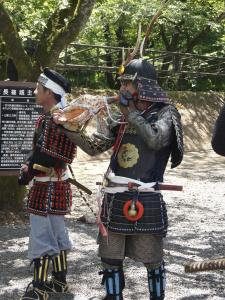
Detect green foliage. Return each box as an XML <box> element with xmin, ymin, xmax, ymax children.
<box><xmin>80</xmin><ymin>0</ymin><xmax>225</xmax><ymax>52</ymax></box>
<box><xmin>0</xmin><ymin>0</ymin><xmax>224</xmax><ymax>88</ymax></box>
<box><xmin>76</xmin><ymin>0</ymin><xmax>225</xmax><ymax>91</ymax></box>
<box><xmin>0</xmin><ymin>0</ymin><xmax>59</xmax><ymax>79</ymax></box>
<box><xmin>3</xmin><ymin>0</ymin><xmax>58</xmax><ymax>40</ymax></box>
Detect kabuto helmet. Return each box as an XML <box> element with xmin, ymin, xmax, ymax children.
<box><xmin>120</xmin><ymin>58</ymin><xmax>169</xmax><ymax>103</ymax></box>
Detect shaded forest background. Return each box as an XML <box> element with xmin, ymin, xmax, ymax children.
<box><xmin>0</xmin><ymin>0</ymin><xmax>224</xmax><ymax>91</ymax></box>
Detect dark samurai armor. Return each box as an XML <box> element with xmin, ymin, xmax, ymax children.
<box><xmin>102</xmin><ymin>102</ymin><xmax>183</xmax><ymax>235</ymax></box>
<box><xmin>101</xmin><ymin>191</ymin><xmax>168</xmax><ymax>236</ymax></box>
<box><xmin>30</xmin><ymin>115</ymin><xmax>77</xmax><ymax>174</ymax></box>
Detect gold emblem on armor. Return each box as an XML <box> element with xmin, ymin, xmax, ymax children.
<box><xmin>117</xmin><ymin>143</ymin><xmax>139</xmax><ymax>168</ymax></box>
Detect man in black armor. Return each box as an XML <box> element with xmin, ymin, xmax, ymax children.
<box><xmin>211</xmin><ymin>101</ymin><xmax>225</xmax><ymax>155</ymax></box>
<box><xmin>19</xmin><ymin>68</ymin><xmax>76</xmax><ymax>300</ymax></box>
<box><xmin>54</xmin><ymin>58</ymin><xmax>183</xmax><ymax>300</ymax></box>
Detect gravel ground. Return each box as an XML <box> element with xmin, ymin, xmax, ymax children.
<box><xmin>1</xmin><ymin>149</ymin><xmax>225</xmax><ymax>300</ymax></box>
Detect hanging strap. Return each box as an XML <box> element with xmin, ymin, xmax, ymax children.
<box><xmin>106</xmin><ymin>119</ymin><xmax>127</xmax><ymax>176</ymax></box>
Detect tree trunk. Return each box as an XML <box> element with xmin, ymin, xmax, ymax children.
<box><xmin>0</xmin><ymin>0</ymin><xmax>96</xmax><ymax>211</ymax></box>
<box><xmin>103</xmin><ymin>21</ymin><xmax>115</xmax><ymax>88</ymax></box>
<box><xmin>0</xmin><ymin>177</ymin><xmax>26</xmax><ymax>211</ymax></box>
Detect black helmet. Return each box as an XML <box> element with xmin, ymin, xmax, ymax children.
<box><xmin>122</xmin><ymin>59</ymin><xmax>157</xmax><ymax>81</ymax></box>
<box><xmin>119</xmin><ymin>59</ymin><xmax>169</xmax><ymax>103</ymax></box>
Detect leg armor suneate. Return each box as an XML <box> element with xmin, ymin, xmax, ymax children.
<box><xmin>45</xmin><ymin>250</ymin><xmax>69</xmax><ymax>293</ymax></box>
<box><xmin>147</xmin><ymin>262</ymin><xmax>166</xmax><ymax>300</ymax></box>
<box><xmin>33</xmin><ymin>256</ymin><xmax>50</xmax><ymax>286</ymax></box>
<box><xmin>52</xmin><ymin>250</ymin><xmax>67</xmax><ymax>282</ymax></box>
<box><xmin>99</xmin><ymin>259</ymin><xmax>125</xmax><ymax>300</ymax></box>
<box><xmin>20</xmin><ymin>256</ymin><xmax>49</xmax><ymax>300</ymax></box>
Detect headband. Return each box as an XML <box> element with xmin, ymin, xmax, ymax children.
<box><xmin>38</xmin><ymin>74</ymin><xmax>67</xmax><ymax>108</ymax></box>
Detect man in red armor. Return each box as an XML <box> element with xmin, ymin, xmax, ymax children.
<box><xmin>19</xmin><ymin>68</ymin><xmax>76</xmax><ymax>300</ymax></box>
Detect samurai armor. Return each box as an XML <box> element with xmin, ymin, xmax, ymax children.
<box><xmin>147</xmin><ymin>262</ymin><xmax>166</xmax><ymax>300</ymax></box>
<box><xmin>27</xmin><ymin>180</ymin><xmax>72</xmax><ymax>216</ymax></box>
<box><xmin>101</xmin><ymin>191</ymin><xmax>168</xmax><ymax>236</ymax></box>
<box><xmin>99</xmin><ymin>268</ymin><xmax>125</xmax><ymax>300</ymax></box>
<box><xmin>38</xmin><ymin>117</ymin><xmax>77</xmax><ymax>164</ymax></box>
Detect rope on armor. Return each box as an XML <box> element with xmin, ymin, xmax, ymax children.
<box><xmin>184</xmin><ymin>258</ymin><xmax>225</xmax><ymax>273</ymax></box>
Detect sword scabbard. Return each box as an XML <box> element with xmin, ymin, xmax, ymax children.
<box><xmin>68</xmin><ymin>178</ymin><xmax>92</xmax><ymax>195</ymax></box>
<box><xmin>158</xmin><ymin>183</ymin><xmax>183</xmax><ymax>191</ymax></box>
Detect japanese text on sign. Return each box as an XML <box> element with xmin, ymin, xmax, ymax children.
<box><xmin>0</xmin><ymin>82</ymin><xmax>41</xmax><ymax>171</ymax></box>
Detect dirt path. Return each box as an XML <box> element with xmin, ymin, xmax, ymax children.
<box><xmin>1</xmin><ymin>150</ymin><xmax>225</xmax><ymax>300</ymax></box>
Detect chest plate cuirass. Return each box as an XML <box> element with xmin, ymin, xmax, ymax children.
<box><xmin>114</xmin><ymin>129</ymin><xmax>171</xmax><ymax>183</ymax></box>
<box><xmin>29</xmin><ymin>115</ymin><xmax>77</xmax><ymax>175</ymax></box>
<box><xmin>115</xmin><ymin>126</ymin><xmax>156</xmax><ymax>180</ymax></box>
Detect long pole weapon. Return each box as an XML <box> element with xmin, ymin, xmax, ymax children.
<box><xmin>141</xmin><ymin>0</ymin><xmax>171</xmax><ymax>53</ymax></box>
<box><xmin>185</xmin><ymin>258</ymin><xmax>225</xmax><ymax>273</ymax></box>
<box><xmin>68</xmin><ymin>164</ymin><xmax>97</xmax><ymax>217</ymax></box>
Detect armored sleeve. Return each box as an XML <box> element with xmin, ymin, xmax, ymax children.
<box><xmin>127</xmin><ymin>106</ymin><xmax>174</xmax><ymax>150</ymax></box>
<box><xmin>64</xmin><ymin>129</ymin><xmax>115</xmax><ymax>156</ymax></box>
<box><xmin>211</xmin><ymin>103</ymin><xmax>225</xmax><ymax>156</ymax></box>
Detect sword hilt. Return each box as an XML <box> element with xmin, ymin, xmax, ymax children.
<box><xmin>33</xmin><ymin>164</ymin><xmax>55</xmax><ymax>177</ymax></box>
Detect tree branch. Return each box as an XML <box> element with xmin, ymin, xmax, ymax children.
<box><xmin>0</xmin><ymin>2</ymin><xmax>33</xmax><ymax>80</ymax></box>
<box><xmin>185</xmin><ymin>11</ymin><xmax>225</xmax><ymax>52</ymax></box>
<box><xmin>34</xmin><ymin>0</ymin><xmax>79</xmax><ymax>67</ymax></box>
<box><xmin>36</xmin><ymin>0</ymin><xmax>96</xmax><ymax>67</ymax></box>
<box><xmin>170</xmin><ymin>22</ymin><xmax>184</xmax><ymax>50</ymax></box>
<box><xmin>143</xmin><ymin>0</ymin><xmax>171</xmax><ymax>49</ymax></box>
<box><xmin>159</xmin><ymin>24</ymin><xmax>170</xmax><ymax>50</ymax></box>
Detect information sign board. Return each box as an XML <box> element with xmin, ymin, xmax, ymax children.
<box><xmin>0</xmin><ymin>81</ymin><xmax>41</xmax><ymax>175</ymax></box>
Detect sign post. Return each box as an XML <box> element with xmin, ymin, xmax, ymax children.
<box><xmin>0</xmin><ymin>81</ymin><xmax>41</xmax><ymax>176</ymax></box>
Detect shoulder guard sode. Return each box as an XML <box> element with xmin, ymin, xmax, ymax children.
<box><xmin>37</xmin><ymin>116</ymin><xmax>77</xmax><ymax>163</ymax></box>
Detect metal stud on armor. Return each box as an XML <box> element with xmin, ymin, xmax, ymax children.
<box><xmin>39</xmin><ymin>117</ymin><xmax>77</xmax><ymax>163</ymax></box>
